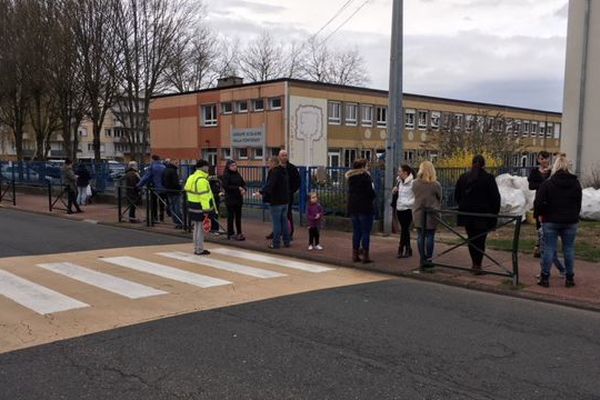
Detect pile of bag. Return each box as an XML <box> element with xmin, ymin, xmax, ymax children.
<box><xmin>495</xmin><ymin>173</ymin><xmax>600</xmax><ymax>221</ymax></box>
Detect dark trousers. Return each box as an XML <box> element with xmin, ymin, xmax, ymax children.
<box><xmin>396</xmin><ymin>209</ymin><xmax>412</xmax><ymax>251</ymax></box>
<box><xmin>226</xmin><ymin>204</ymin><xmax>242</xmax><ymax>236</ymax></box>
<box><xmin>309</xmin><ymin>227</ymin><xmax>320</xmax><ymax>246</ymax></box>
<box><xmin>151</xmin><ymin>192</ymin><xmax>165</xmax><ymax>222</ymax></box>
<box><xmin>287</xmin><ymin>198</ymin><xmax>294</xmax><ymax>238</ymax></box>
<box><xmin>211</xmin><ymin>199</ymin><xmax>221</xmax><ymax>232</ymax></box>
<box><xmin>66</xmin><ymin>188</ymin><xmax>81</xmax><ymax>212</ymax></box>
<box><xmin>351</xmin><ymin>213</ymin><xmax>374</xmax><ymax>251</ymax></box>
<box><xmin>465</xmin><ymin>224</ymin><xmax>489</xmax><ymax>267</ymax></box>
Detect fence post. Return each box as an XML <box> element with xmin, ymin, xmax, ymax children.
<box><xmin>48</xmin><ymin>181</ymin><xmax>53</xmax><ymax>211</ymax></box>
<box><xmin>145</xmin><ymin>189</ymin><xmax>151</xmax><ymax>227</ymax></box>
<box><xmin>117</xmin><ymin>185</ymin><xmax>122</xmax><ymax>223</ymax></box>
<box><xmin>298</xmin><ymin>166</ymin><xmax>308</xmax><ymax>227</ymax></box>
<box><xmin>182</xmin><ymin>193</ymin><xmax>189</xmax><ymax>232</ymax></box>
<box><xmin>512</xmin><ymin>217</ymin><xmax>522</xmax><ymax>287</ymax></box>
<box><xmin>12</xmin><ymin>177</ymin><xmax>16</xmax><ymax>206</ymax></box>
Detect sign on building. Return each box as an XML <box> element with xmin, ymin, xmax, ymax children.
<box><xmin>231</xmin><ymin>128</ymin><xmax>265</xmax><ymax>148</ymax></box>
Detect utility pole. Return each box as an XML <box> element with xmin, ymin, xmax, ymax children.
<box><xmin>384</xmin><ymin>0</ymin><xmax>403</xmax><ymax>235</ymax></box>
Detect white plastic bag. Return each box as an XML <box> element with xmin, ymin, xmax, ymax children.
<box><xmin>580</xmin><ymin>187</ymin><xmax>600</xmax><ymax>221</ymax></box>
<box><xmin>85</xmin><ymin>184</ymin><xmax>92</xmax><ymax>197</ymax></box>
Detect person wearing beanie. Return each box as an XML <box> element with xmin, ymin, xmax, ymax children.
<box><xmin>221</xmin><ymin>159</ymin><xmax>247</xmax><ymax>240</ymax></box>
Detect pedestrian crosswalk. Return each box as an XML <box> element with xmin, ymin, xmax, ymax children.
<box><xmin>0</xmin><ymin>244</ymin><xmax>387</xmax><ymax>354</ymax></box>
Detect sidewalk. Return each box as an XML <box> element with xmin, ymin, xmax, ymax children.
<box><xmin>3</xmin><ymin>191</ymin><xmax>600</xmax><ymax>312</ymax></box>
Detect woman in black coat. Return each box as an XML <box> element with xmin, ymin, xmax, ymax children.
<box><xmin>455</xmin><ymin>155</ymin><xmax>501</xmax><ymax>273</ymax></box>
<box><xmin>346</xmin><ymin>158</ymin><xmax>376</xmax><ymax>264</ymax></box>
<box><xmin>221</xmin><ymin>159</ymin><xmax>247</xmax><ymax>240</ymax></box>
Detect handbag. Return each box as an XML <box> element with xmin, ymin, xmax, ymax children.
<box><xmin>85</xmin><ymin>184</ymin><xmax>92</xmax><ymax>197</ymax></box>
<box><xmin>202</xmin><ymin>214</ymin><xmax>212</xmax><ymax>233</ymax></box>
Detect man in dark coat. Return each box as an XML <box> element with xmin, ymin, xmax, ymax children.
<box><xmin>124</xmin><ymin>161</ymin><xmax>141</xmax><ymax>223</ymax></box>
<box><xmin>62</xmin><ymin>159</ymin><xmax>82</xmax><ymax>214</ymax></box>
<box><xmin>275</xmin><ymin>149</ymin><xmax>300</xmax><ymax>239</ymax></box>
<box><xmin>75</xmin><ymin>163</ymin><xmax>91</xmax><ymax>206</ymax></box>
<box><xmin>455</xmin><ymin>155</ymin><xmax>501</xmax><ymax>273</ymax></box>
<box><xmin>137</xmin><ymin>154</ymin><xmax>167</xmax><ymax>223</ymax></box>
<box><xmin>260</xmin><ymin>156</ymin><xmax>290</xmax><ymax>249</ymax></box>
<box><xmin>162</xmin><ymin>160</ymin><xmax>183</xmax><ymax>228</ymax></box>
<box><xmin>346</xmin><ymin>159</ymin><xmax>376</xmax><ymax>263</ymax></box>
<box><xmin>528</xmin><ymin>151</ymin><xmax>552</xmax><ymax>258</ymax></box>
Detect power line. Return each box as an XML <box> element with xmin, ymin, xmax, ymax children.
<box><xmin>320</xmin><ymin>0</ymin><xmax>371</xmax><ymax>44</ymax></box>
<box><xmin>308</xmin><ymin>0</ymin><xmax>356</xmax><ymax>42</ymax></box>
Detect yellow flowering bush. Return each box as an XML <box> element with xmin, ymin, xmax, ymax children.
<box><xmin>436</xmin><ymin>150</ymin><xmax>503</xmax><ymax>168</ymax></box>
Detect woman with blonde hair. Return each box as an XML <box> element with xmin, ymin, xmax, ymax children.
<box><xmin>411</xmin><ymin>161</ymin><xmax>442</xmax><ymax>268</ymax></box>
<box><xmin>534</xmin><ymin>153</ymin><xmax>582</xmax><ymax>288</ymax></box>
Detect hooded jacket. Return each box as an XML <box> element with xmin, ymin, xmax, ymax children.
<box><xmin>162</xmin><ymin>164</ymin><xmax>182</xmax><ymax>192</ymax></box>
<box><xmin>260</xmin><ymin>166</ymin><xmax>289</xmax><ymax>206</ymax></box>
<box><xmin>346</xmin><ymin>168</ymin><xmax>376</xmax><ymax>215</ymax></box>
<box><xmin>533</xmin><ymin>171</ymin><xmax>582</xmax><ymax>224</ymax></box>
<box><xmin>455</xmin><ymin>167</ymin><xmax>501</xmax><ymax>229</ymax></box>
<box><xmin>222</xmin><ymin>167</ymin><xmax>247</xmax><ymax>207</ymax></box>
<box><xmin>138</xmin><ymin>160</ymin><xmax>166</xmax><ymax>192</ymax></box>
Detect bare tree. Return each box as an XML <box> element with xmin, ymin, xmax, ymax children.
<box><xmin>0</xmin><ymin>0</ymin><xmax>32</xmax><ymax>161</ymax></box>
<box><xmin>302</xmin><ymin>39</ymin><xmax>331</xmax><ymax>82</ymax></box>
<box><xmin>212</xmin><ymin>38</ymin><xmax>241</xmax><ymax>81</ymax></box>
<box><xmin>113</xmin><ymin>0</ymin><xmax>199</xmax><ymax>162</ymax></box>
<box><xmin>328</xmin><ymin>48</ymin><xmax>368</xmax><ymax>86</ymax></box>
<box><xmin>239</xmin><ymin>31</ymin><xmax>286</xmax><ymax>82</ymax></box>
<box><xmin>70</xmin><ymin>0</ymin><xmax>119</xmax><ymax>163</ymax></box>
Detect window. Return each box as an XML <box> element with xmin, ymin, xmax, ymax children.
<box><xmin>222</xmin><ymin>102</ymin><xmax>233</xmax><ymax>114</ymax></box>
<box><xmin>113</xmin><ymin>128</ymin><xmax>124</xmax><ymax>138</ymax></box>
<box><xmin>494</xmin><ymin>119</ymin><xmax>503</xmax><ymax>133</ymax></box>
<box><xmin>546</xmin><ymin>122</ymin><xmax>553</xmax><ymax>138</ymax></box>
<box><xmin>405</xmin><ymin>109</ymin><xmax>415</xmax><ymax>129</ymax></box>
<box><xmin>404</xmin><ymin>151</ymin><xmax>414</xmax><ymax>163</ymax></box>
<box><xmin>104</xmin><ymin>129</ymin><xmax>111</xmax><ymax>137</ymax></box>
<box><xmin>465</xmin><ymin>114</ymin><xmax>474</xmax><ymax>132</ymax></box>
<box><xmin>513</xmin><ymin>120</ymin><xmax>522</xmax><ymax>136</ymax></box>
<box><xmin>539</xmin><ymin>121</ymin><xmax>546</xmax><ymax>136</ymax></box>
<box><xmin>223</xmin><ymin>148</ymin><xmax>231</xmax><ymax>159</ymax></box>
<box><xmin>269</xmin><ymin>97</ymin><xmax>282</xmax><ymax>110</ymax></box>
<box><xmin>359</xmin><ymin>149</ymin><xmax>372</xmax><ymax>160</ymax></box>
<box><xmin>79</xmin><ymin>129</ymin><xmax>88</xmax><ymax>137</ymax></box>
<box><xmin>252</xmin><ymin>99</ymin><xmax>264</xmax><ymax>112</ymax></box>
<box><xmin>345</xmin><ymin>103</ymin><xmax>358</xmax><ymax>126</ymax></box>
<box><xmin>522</xmin><ymin>121</ymin><xmax>530</xmax><ymax>136</ymax></box>
<box><xmin>376</xmin><ymin>106</ymin><xmax>387</xmax><ymax>127</ymax></box>
<box><xmin>417</xmin><ymin>111</ymin><xmax>428</xmax><ymax>130</ymax></box>
<box><xmin>430</xmin><ymin>111</ymin><xmax>441</xmax><ymax>130</ymax></box>
<box><xmin>88</xmin><ymin>144</ymin><xmax>93</xmax><ymax>151</ymax></box>
<box><xmin>554</xmin><ymin>123</ymin><xmax>561</xmax><ymax>139</ymax></box>
<box><xmin>237</xmin><ymin>148</ymin><xmax>248</xmax><ymax>159</ymax></box>
<box><xmin>505</xmin><ymin>119</ymin><xmax>513</xmax><ymax>134</ymax></box>
<box><xmin>270</xmin><ymin>148</ymin><xmax>280</xmax><ymax>156</ymax></box>
<box><xmin>328</xmin><ymin>101</ymin><xmax>341</xmax><ymax>124</ymax></box>
<box><xmin>531</xmin><ymin>121</ymin><xmax>538</xmax><ymax>137</ymax></box>
<box><xmin>343</xmin><ymin>149</ymin><xmax>357</xmax><ymax>168</ymax></box>
<box><xmin>254</xmin><ymin>147</ymin><xmax>263</xmax><ymax>160</ymax></box>
<box><xmin>236</xmin><ymin>101</ymin><xmax>248</xmax><ymax>113</ymax></box>
<box><xmin>453</xmin><ymin>114</ymin><xmax>463</xmax><ymax>131</ymax></box>
<box><xmin>202</xmin><ymin>104</ymin><xmax>218</xmax><ymax>126</ymax></box>
<box><xmin>361</xmin><ymin>105</ymin><xmax>373</xmax><ymax>127</ymax></box>
<box><xmin>442</xmin><ymin>113</ymin><xmax>451</xmax><ymax>130</ymax></box>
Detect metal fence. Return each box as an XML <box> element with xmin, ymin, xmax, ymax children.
<box><xmin>1</xmin><ymin>160</ymin><xmax>535</xmax><ymax>220</ymax></box>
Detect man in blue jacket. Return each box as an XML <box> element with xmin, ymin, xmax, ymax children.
<box><xmin>137</xmin><ymin>154</ymin><xmax>167</xmax><ymax>223</ymax></box>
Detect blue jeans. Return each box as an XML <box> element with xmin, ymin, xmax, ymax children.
<box><xmin>351</xmin><ymin>214</ymin><xmax>374</xmax><ymax>251</ymax></box>
<box><xmin>538</xmin><ymin>226</ymin><xmax>565</xmax><ymax>273</ymax></box>
<box><xmin>417</xmin><ymin>228</ymin><xmax>436</xmax><ymax>265</ymax></box>
<box><xmin>168</xmin><ymin>194</ymin><xmax>182</xmax><ymax>226</ymax></box>
<box><xmin>541</xmin><ymin>223</ymin><xmax>578</xmax><ymax>279</ymax></box>
<box><xmin>270</xmin><ymin>204</ymin><xmax>290</xmax><ymax>248</ymax></box>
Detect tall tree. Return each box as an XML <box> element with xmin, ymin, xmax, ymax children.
<box><xmin>0</xmin><ymin>0</ymin><xmax>32</xmax><ymax>161</ymax></box>
<box><xmin>239</xmin><ymin>31</ymin><xmax>286</xmax><ymax>82</ymax></box>
<box><xmin>113</xmin><ymin>0</ymin><xmax>199</xmax><ymax>162</ymax></box>
<box><xmin>71</xmin><ymin>0</ymin><xmax>119</xmax><ymax>162</ymax></box>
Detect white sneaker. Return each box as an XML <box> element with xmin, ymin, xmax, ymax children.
<box><xmin>315</xmin><ymin>245</ymin><xmax>323</xmax><ymax>250</ymax></box>
<box><xmin>308</xmin><ymin>245</ymin><xmax>314</xmax><ymax>251</ymax></box>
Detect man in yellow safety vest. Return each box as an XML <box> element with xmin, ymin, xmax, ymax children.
<box><xmin>184</xmin><ymin>159</ymin><xmax>216</xmax><ymax>255</ymax></box>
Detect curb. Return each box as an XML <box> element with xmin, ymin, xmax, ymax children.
<box><xmin>4</xmin><ymin>204</ymin><xmax>600</xmax><ymax>314</ymax></box>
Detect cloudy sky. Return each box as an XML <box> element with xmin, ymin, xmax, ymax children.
<box><xmin>206</xmin><ymin>0</ymin><xmax>569</xmax><ymax>112</ymax></box>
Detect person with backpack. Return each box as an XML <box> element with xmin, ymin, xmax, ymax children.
<box><xmin>184</xmin><ymin>160</ymin><xmax>216</xmax><ymax>255</ymax></box>
<box><xmin>221</xmin><ymin>159</ymin><xmax>247</xmax><ymax>241</ymax></box>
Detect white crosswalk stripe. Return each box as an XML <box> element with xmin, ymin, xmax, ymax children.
<box><xmin>210</xmin><ymin>247</ymin><xmax>334</xmax><ymax>273</ymax></box>
<box><xmin>158</xmin><ymin>251</ymin><xmax>287</xmax><ymax>279</ymax></box>
<box><xmin>37</xmin><ymin>262</ymin><xmax>168</xmax><ymax>299</ymax></box>
<box><xmin>0</xmin><ymin>270</ymin><xmax>89</xmax><ymax>315</ymax></box>
<box><xmin>100</xmin><ymin>256</ymin><xmax>232</xmax><ymax>288</ymax></box>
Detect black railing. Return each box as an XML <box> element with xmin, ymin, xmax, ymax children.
<box><xmin>0</xmin><ymin>177</ymin><xmax>16</xmax><ymax>206</ymax></box>
<box><xmin>422</xmin><ymin>208</ymin><xmax>522</xmax><ymax>286</ymax></box>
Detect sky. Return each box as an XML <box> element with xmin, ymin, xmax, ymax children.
<box><xmin>206</xmin><ymin>0</ymin><xmax>569</xmax><ymax>112</ymax></box>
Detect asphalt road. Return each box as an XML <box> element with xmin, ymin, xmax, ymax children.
<box><xmin>1</xmin><ymin>209</ymin><xmax>600</xmax><ymax>399</ymax></box>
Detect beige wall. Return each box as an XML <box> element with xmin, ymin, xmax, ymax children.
<box><xmin>562</xmin><ymin>0</ymin><xmax>600</xmax><ymax>174</ymax></box>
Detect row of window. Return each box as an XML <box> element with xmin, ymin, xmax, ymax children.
<box><xmin>203</xmin><ymin>147</ymin><xmax>282</xmax><ymax>161</ymax></box>
<box><xmin>326</xmin><ymin>101</ymin><xmax>561</xmax><ymax>139</ymax></box>
<box><xmin>202</xmin><ymin>97</ymin><xmax>283</xmax><ymax>127</ymax></box>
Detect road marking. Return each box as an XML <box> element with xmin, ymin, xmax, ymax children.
<box><xmin>210</xmin><ymin>247</ymin><xmax>334</xmax><ymax>273</ymax></box>
<box><xmin>0</xmin><ymin>270</ymin><xmax>89</xmax><ymax>315</ymax></box>
<box><xmin>158</xmin><ymin>252</ymin><xmax>287</xmax><ymax>279</ymax></box>
<box><xmin>37</xmin><ymin>262</ymin><xmax>167</xmax><ymax>299</ymax></box>
<box><xmin>100</xmin><ymin>256</ymin><xmax>232</xmax><ymax>288</ymax></box>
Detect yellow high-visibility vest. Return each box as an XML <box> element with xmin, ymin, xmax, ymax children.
<box><xmin>184</xmin><ymin>169</ymin><xmax>215</xmax><ymax>212</ymax></box>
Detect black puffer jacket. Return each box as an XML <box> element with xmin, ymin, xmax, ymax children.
<box><xmin>260</xmin><ymin>166</ymin><xmax>289</xmax><ymax>206</ymax></box>
<box><xmin>346</xmin><ymin>169</ymin><xmax>376</xmax><ymax>215</ymax></box>
<box><xmin>162</xmin><ymin>164</ymin><xmax>182</xmax><ymax>192</ymax></box>
<box><xmin>533</xmin><ymin>171</ymin><xmax>582</xmax><ymax>224</ymax></box>
<box><xmin>222</xmin><ymin>169</ymin><xmax>247</xmax><ymax>207</ymax></box>
<box><xmin>455</xmin><ymin>168</ymin><xmax>501</xmax><ymax>229</ymax></box>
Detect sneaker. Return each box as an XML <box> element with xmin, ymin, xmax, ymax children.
<box><xmin>235</xmin><ymin>234</ymin><xmax>246</xmax><ymax>241</ymax></box>
<box><xmin>268</xmin><ymin>244</ymin><xmax>280</xmax><ymax>249</ymax></box>
<box><xmin>315</xmin><ymin>245</ymin><xmax>323</xmax><ymax>251</ymax></box>
<box><xmin>308</xmin><ymin>245</ymin><xmax>314</xmax><ymax>251</ymax></box>
<box><xmin>194</xmin><ymin>250</ymin><xmax>210</xmax><ymax>256</ymax></box>
<box><xmin>266</xmin><ymin>233</ymin><xmax>274</xmax><ymax>240</ymax></box>
<box><xmin>537</xmin><ymin>277</ymin><xmax>549</xmax><ymax>288</ymax></box>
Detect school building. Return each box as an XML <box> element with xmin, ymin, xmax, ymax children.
<box><xmin>149</xmin><ymin>78</ymin><xmax>562</xmax><ymax>168</ymax></box>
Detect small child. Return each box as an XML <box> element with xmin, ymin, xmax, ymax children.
<box><xmin>307</xmin><ymin>192</ymin><xmax>324</xmax><ymax>250</ymax></box>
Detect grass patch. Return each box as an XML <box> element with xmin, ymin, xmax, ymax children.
<box><xmin>487</xmin><ymin>239</ymin><xmax>600</xmax><ymax>263</ymax></box>
<box><xmin>499</xmin><ymin>279</ymin><xmax>526</xmax><ymax>290</ymax></box>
